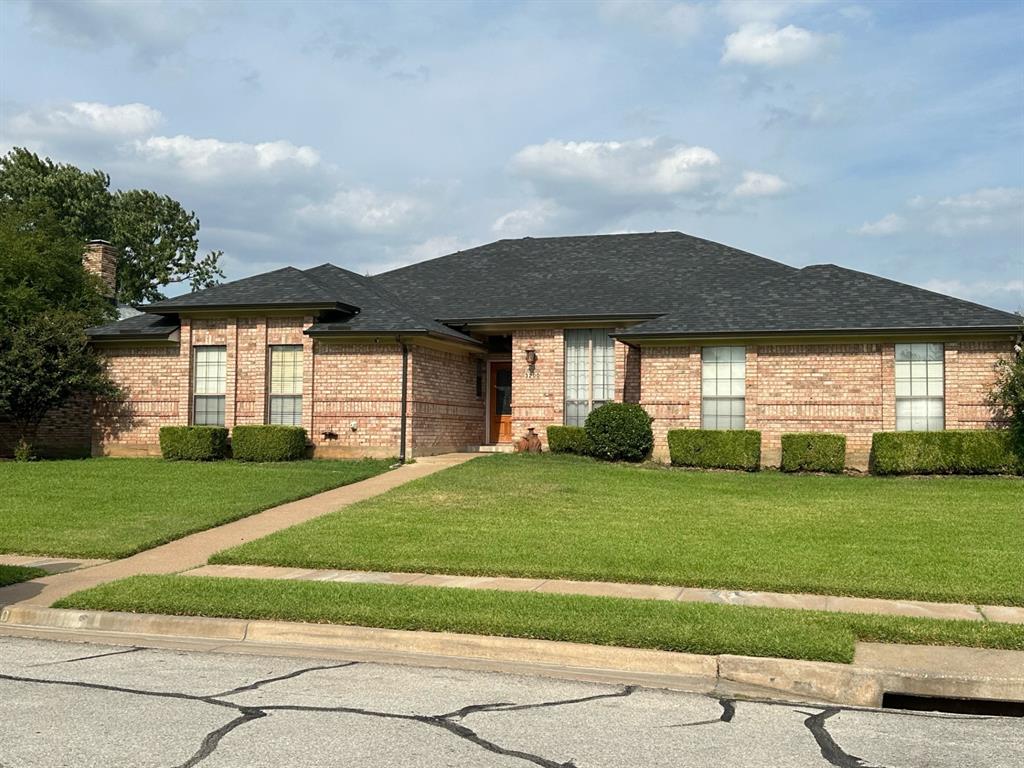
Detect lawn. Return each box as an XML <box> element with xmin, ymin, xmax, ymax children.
<box><xmin>0</xmin><ymin>565</ymin><xmax>47</xmax><ymax>587</ymax></box>
<box><xmin>0</xmin><ymin>458</ymin><xmax>393</xmax><ymax>559</ymax></box>
<box><xmin>55</xmin><ymin>575</ymin><xmax>1024</xmax><ymax>664</ymax></box>
<box><xmin>212</xmin><ymin>453</ymin><xmax>1024</xmax><ymax>606</ymax></box>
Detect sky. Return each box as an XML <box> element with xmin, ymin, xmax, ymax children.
<box><xmin>0</xmin><ymin>0</ymin><xmax>1022</xmax><ymax>311</ymax></box>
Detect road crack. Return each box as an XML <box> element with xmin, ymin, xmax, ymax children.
<box><xmin>799</xmin><ymin>707</ymin><xmax>883</xmax><ymax>768</ymax></box>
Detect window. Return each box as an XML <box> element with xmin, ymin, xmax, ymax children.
<box><xmin>702</xmin><ymin>346</ymin><xmax>745</xmax><ymax>430</ymax></box>
<box><xmin>268</xmin><ymin>345</ymin><xmax>303</xmax><ymax>426</ymax></box>
<box><xmin>193</xmin><ymin>346</ymin><xmax>226</xmax><ymax>426</ymax></box>
<box><xmin>895</xmin><ymin>343</ymin><xmax>944</xmax><ymax>431</ymax></box>
<box><xmin>564</xmin><ymin>329</ymin><xmax>615</xmax><ymax>426</ymax></box>
<box><xmin>475</xmin><ymin>358</ymin><xmax>485</xmax><ymax>399</ymax></box>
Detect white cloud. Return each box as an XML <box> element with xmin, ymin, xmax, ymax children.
<box><xmin>717</xmin><ymin>0</ymin><xmax>816</xmax><ymax>24</ymax></box>
<box><xmin>722</xmin><ymin>23</ymin><xmax>832</xmax><ymax>67</ymax></box>
<box><xmin>854</xmin><ymin>213</ymin><xmax>906</xmax><ymax>236</ymax></box>
<box><xmin>600</xmin><ymin>1</ymin><xmax>702</xmax><ymax>41</ymax></box>
<box><xmin>732</xmin><ymin>170</ymin><xmax>789</xmax><ymax>197</ymax></box>
<box><xmin>922</xmin><ymin>278</ymin><xmax>1024</xmax><ymax>305</ymax></box>
<box><xmin>296</xmin><ymin>187</ymin><xmax>422</xmax><ymax>234</ymax></box>
<box><xmin>492</xmin><ymin>199</ymin><xmax>562</xmax><ymax>237</ymax></box>
<box><xmin>7</xmin><ymin>101</ymin><xmax>163</xmax><ymax>139</ymax></box>
<box><xmin>510</xmin><ymin>138</ymin><xmax>720</xmax><ymax>200</ymax></box>
<box><xmin>133</xmin><ymin>135</ymin><xmax>320</xmax><ymax>181</ymax></box>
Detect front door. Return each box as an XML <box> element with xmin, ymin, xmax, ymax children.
<box><xmin>490</xmin><ymin>362</ymin><xmax>512</xmax><ymax>443</ymax></box>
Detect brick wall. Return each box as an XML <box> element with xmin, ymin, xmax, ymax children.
<box><xmin>639</xmin><ymin>345</ymin><xmax>701</xmax><ymax>456</ymax></box>
<box><xmin>946</xmin><ymin>341</ymin><xmax>1012</xmax><ymax>429</ymax></box>
<box><xmin>410</xmin><ymin>345</ymin><xmax>485</xmax><ymax>455</ymax></box>
<box><xmin>0</xmin><ymin>394</ymin><xmax>93</xmax><ymax>458</ymax></box>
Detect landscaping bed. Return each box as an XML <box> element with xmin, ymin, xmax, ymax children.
<box><xmin>0</xmin><ymin>458</ymin><xmax>392</xmax><ymax>559</ymax></box>
<box><xmin>0</xmin><ymin>564</ymin><xmax>47</xmax><ymax>587</ymax></box>
<box><xmin>55</xmin><ymin>575</ymin><xmax>1024</xmax><ymax>664</ymax></box>
<box><xmin>212</xmin><ymin>453</ymin><xmax>1024</xmax><ymax>606</ymax></box>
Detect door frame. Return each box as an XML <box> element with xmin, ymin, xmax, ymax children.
<box><xmin>485</xmin><ymin>357</ymin><xmax>512</xmax><ymax>444</ymax></box>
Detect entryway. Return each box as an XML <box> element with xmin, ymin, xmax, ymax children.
<box><xmin>489</xmin><ymin>361</ymin><xmax>512</xmax><ymax>444</ymax></box>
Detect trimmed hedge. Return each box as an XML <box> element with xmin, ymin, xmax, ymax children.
<box><xmin>546</xmin><ymin>425</ymin><xmax>592</xmax><ymax>456</ymax></box>
<box><xmin>159</xmin><ymin>426</ymin><xmax>229</xmax><ymax>461</ymax></box>
<box><xmin>871</xmin><ymin>431</ymin><xmax>1022</xmax><ymax>476</ymax></box>
<box><xmin>584</xmin><ymin>403</ymin><xmax>654</xmax><ymax>462</ymax></box>
<box><xmin>781</xmin><ymin>433</ymin><xmax>846</xmax><ymax>473</ymax></box>
<box><xmin>232</xmin><ymin>425</ymin><xmax>308</xmax><ymax>462</ymax></box>
<box><xmin>668</xmin><ymin>429</ymin><xmax>761</xmax><ymax>471</ymax></box>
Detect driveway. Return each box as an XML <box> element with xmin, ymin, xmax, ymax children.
<box><xmin>1</xmin><ymin>637</ymin><xmax>1019</xmax><ymax>767</ymax></box>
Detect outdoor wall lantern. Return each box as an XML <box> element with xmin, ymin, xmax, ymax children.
<box><xmin>524</xmin><ymin>348</ymin><xmax>538</xmax><ymax>366</ymax></box>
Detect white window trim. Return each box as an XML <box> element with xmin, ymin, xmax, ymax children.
<box><xmin>267</xmin><ymin>344</ymin><xmax>304</xmax><ymax>426</ymax></box>
<box><xmin>192</xmin><ymin>345</ymin><xmax>226</xmax><ymax>427</ymax></box>
<box><xmin>894</xmin><ymin>342</ymin><xmax>945</xmax><ymax>432</ymax></box>
<box><xmin>564</xmin><ymin>329</ymin><xmax>615</xmax><ymax>427</ymax></box>
<box><xmin>701</xmin><ymin>346</ymin><xmax>746</xmax><ymax>431</ymax></box>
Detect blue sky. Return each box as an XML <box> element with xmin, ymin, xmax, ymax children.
<box><xmin>1</xmin><ymin>0</ymin><xmax>1021</xmax><ymax>310</ymax></box>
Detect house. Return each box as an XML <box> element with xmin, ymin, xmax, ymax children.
<box><xmin>33</xmin><ymin>232</ymin><xmax>1024</xmax><ymax>467</ymax></box>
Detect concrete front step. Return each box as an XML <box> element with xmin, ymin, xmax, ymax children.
<box><xmin>181</xmin><ymin>564</ymin><xmax>1024</xmax><ymax>625</ymax></box>
<box><xmin>467</xmin><ymin>444</ymin><xmax>515</xmax><ymax>453</ymax></box>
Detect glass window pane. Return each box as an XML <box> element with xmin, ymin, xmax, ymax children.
<box><xmin>894</xmin><ymin>343</ymin><xmax>944</xmax><ymax>432</ymax></box>
<box><xmin>701</xmin><ymin>348</ymin><xmax>745</xmax><ymax>430</ymax></box>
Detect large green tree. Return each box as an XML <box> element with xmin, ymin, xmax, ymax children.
<box><xmin>0</xmin><ymin>147</ymin><xmax>223</xmax><ymax>304</ymax></box>
<box><xmin>0</xmin><ymin>205</ymin><xmax>119</xmax><ymax>457</ymax></box>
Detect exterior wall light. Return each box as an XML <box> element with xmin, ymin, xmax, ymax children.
<box><xmin>524</xmin><ymin>348</ymin><xmax>538</xmax><ymax>366</ymax></box>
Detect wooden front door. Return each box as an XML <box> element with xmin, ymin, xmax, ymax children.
<box><xmin>490</xmin><ymin>361</ymin><xmax>512</xmax><ymax>443</ymax></box>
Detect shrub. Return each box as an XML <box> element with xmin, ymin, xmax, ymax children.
<box><xmin>546</xmin><ymin>425</ymin><xmax>592</xmax><ymax>456</ymax></box>
<box><xmin>583</xmin><ymin>403</ymin><xmax>653</xmax><ymax>462</ymax></box>
<box><xmin>232</xmin><ymin>425</ymin><xmax>308</xmax><ymax>462</ymax></box>
<box><xmin>870</xmin><ymin>431</ymin><xmax>1022</xmax><ymax>476</ymax></box>
<box><xmin>668</xmin><ymin>429</ymin><xmax>761</xmax><ymax>471</ymax></box>
<box><xmin>781</xmin><ymin>433</ymin><xmax>846</xmax><ymax>473</ymax></box>
<box><xmin>159</xmin><ymin>426</ymin><xmax>229</xmax><ymax>461</ymax></box>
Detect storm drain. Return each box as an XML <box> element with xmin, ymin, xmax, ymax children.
<box><xmin>882</xmin><ymin>692</ymin><xmax>1024</xmax><ymax>717</ymax></box>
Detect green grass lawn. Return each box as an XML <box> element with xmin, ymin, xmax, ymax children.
<box><xmin>0</xmin><ymin>564</ymin><xmax>47</xmax><ymax>587</ymax></box>
<box><xmin>212</xmin><ymin>453</ymin><xmax>1024</xmax><ymax>606</ymax></box>
<box><xmin>0</xmin><ymin>458</ymin><xmax>393</xmax><ymax>559</ymax></box>
<box><xmin>55</xmin><ymin>575</ymin><xmax>1024</xmax><ymax>664</ymax></box>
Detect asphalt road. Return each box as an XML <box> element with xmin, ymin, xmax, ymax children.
<box><xmin>0</xmin><ymin>636</ymin><xmax>1020</xmax><ymax>768</ymax></box>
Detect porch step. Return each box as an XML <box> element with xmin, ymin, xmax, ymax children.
<box><xmin>468</xmin><ymin>444</ymin><xmax>515</xmax><ymax>453</ymax></box>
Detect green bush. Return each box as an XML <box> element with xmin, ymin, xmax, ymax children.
<box><xmin>871</xmin><ymin>431</ymin><xmax>1022</xmax><ymax>475</ymax></box>
<box><xmin>159</xmin><ymin>426</ymin><xmax>229</xmax><ymax>461</ymax></box>
<box><xmin>781</xmin><ymin>433</ymin><xmax>846</xmax><ymax>473</ymax></box>
<box><xmin>668</xmin><ymin>429</ymin><xmax>761</xmax><ymax>471</ymax></box>
<box><xmin>546</xmin><ymin>425</ymin><xmax>592</xmax><ymax>455</ymax></box>
<box><xmin>583</xmin><ymin>403</ymin><xmax>653</xmax><ymax>462</ymax></box>
<box><xmin>232</xmin><ymin>425</ymin><xmax>308</xmax><ymax>462</ymax></box>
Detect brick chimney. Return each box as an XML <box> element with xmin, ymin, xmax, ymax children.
<box><xmin>83</xmin><ymin>239</ymin><xmax>118</xmax><ymax>298</ymax></box>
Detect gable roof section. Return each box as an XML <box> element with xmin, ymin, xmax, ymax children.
<box><xmin>375</xmin><ymin>232</ymin><xmax>798</xmax><ymax>322</ymax></box>
<box><xmin>86</xmin><ymin>312</ymin><xmax>181</xmax><ymax>341</ymax></box>
<box><xmin>616</xmin><ymin>263</ymin><xmax>1021</xmax><ymax>339</ymax></box>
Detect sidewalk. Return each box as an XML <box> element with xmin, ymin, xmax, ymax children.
<box><xmin>180</xmin><ymin>563</ymin><xmax>1024</xmax><ymax>625</ymax></box>
<box><xmin>0</xmin><ymin>453</ymin><xmax>479</xmax><ymax>609</ymax></box>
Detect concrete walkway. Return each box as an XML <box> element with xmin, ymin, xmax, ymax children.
<box><xmin>181</xmin><ymin>563</ymin><xmax>1024</xmax><ymax>625</ymax></box>
<box><xmin>0</xmin><ymin>555</ymin><xmax>109</xmax><ymax>575</ymax></box>
<box><xmin>0</xmin><ymin>454</ymin><xmax>479</xmax><ymax>609</ymax></box>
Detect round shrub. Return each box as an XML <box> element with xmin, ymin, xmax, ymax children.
<box><xmin>584</xmin><ymin>402</ymin><xmax>653</xmax><ymax>462</ymax></box>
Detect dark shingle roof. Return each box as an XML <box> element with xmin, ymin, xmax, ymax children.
<box><xmin>376</xmin><ymin>232</ymin><xmax>797</xmax><ymax>322</ymax></box>
<box><xmin>86</xmin><ymin>312</ymin><xmax>180</xmax><ymax>340</ymax></box>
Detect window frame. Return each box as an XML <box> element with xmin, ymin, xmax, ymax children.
<box><xmin>192</xmin><ymin>345</ymin><xmax>227</xmax><ymax>427</ymax></box>
<box><xmin>701</xmin><ymin>346</ymin><xmax>746</xmax><ymax>431</ymax></box>
<box><xmin>563</xmin><ymin>329</ymin><xmax>616</xmax><ymax>427</ymax></box>
<box><xmin>267</xmin><ymin>344</ymin><xmax>304</xmax><ymax>426</ymax></box>
<box><xmin>894</xmin><ymin>342</ymin><xmax>945</xmax><ymax>432</ymax></box>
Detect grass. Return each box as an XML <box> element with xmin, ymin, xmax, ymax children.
<box><xmin>212</xmin><ymin>453</ymin><xmax>1024</xmax><ymax>606</ymax></box>
<box><xmin>0</xmin><ymin>458</ymin><xmax>393</xmax><ymax>559</ymax></box>
<box><xmin>55</xmin><ymin>575</ymin><xmax>1024</xmax><ymax>664</ymax></box>
<box><xmin>0</xmin><ymin>565</ymin><xmax>47</xmax><ymax>587</ymax></box>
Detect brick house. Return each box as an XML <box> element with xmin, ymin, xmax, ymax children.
<box><xmin>41</xmin><ymin>232</ymin><xmax>1022</xmax><ymax>467</ymax></box>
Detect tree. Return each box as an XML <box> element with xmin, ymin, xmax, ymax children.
<box><xmin>990</xmin><ymin>325</ymin><xmax>1024</xmax><ymax>457</ymax></box>
<box><xmin>0</xmin><ymin>147</ymin><xmax>223</xmax><ymax>305</ymax></box>
<box><xmin>0</xmin><ymin>206</ymin><xmax>118</xmax><ymax>457</ymax></box>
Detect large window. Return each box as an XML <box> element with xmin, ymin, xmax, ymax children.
<box><xmin>193</xmin><ymin>346</ymin><xmax>226</xmax><ymax>426</ymax></box>
<box><xmin>269</xmin><ymin>345</ymin><xmax>303</xmax><ymax>426</ymax></box>
<box><xmin>895</xmin><ymin>343</ymin><xmax>944</xmax><ymax>431</ymax></box>
<box><xmin>564</xmin><ymin>329</ymin><xmax>615</xmax><ymax>427</ymax></box>
<box><xmin>702</xmin><ymin>346</ymin><xmax>745</xmax><ymax>430</ymax></box>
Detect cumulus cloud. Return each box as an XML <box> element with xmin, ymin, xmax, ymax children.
<box><xmin>510</xmin><ymin>138</ymin><xmax>720</xmax><ymax>203</ymax></box>
<box><xmin>296</xmin><ymin>187</ymin><xmax>424</xmax><ymax>234</ymax></box>
<box><xmin>7</xmin><ymin>101</ymin><xmax>163</xmax><ymax>139</ymax></box>
<box><xmin>492</xmin><ymin>199</ymin><xmax>563</xmax><ymax>237</ymax></box>
<box><xmin>922</xmin><ymin>278</ymin><xmax>1024</xmax><ymax>308</ymax></box>
<box><xmin>722</xmin><ymin>23</ymin><xmax>833</xmax><ymax>67</ymax></box>
<box><xmin>133</xmin><ymin>135</ymin><xmax>320</xmax><ymax>181</ymax></box>
<box><xmin>732</xmin><ymin>170</ymin><xmax>789</xmax><ymax>197</ymax></box>
<box><xmin>599</xmin><ymin>1</ymin><xmax>703</xmax><ymax>41</ymax></box>
<box><xmin>854</xmin><ymin>213</ymin><xmax>906</xmax><ymax>236</ymax></box>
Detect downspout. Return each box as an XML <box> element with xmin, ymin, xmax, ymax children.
<box><xmin>398</xmin><ymin>338</ymin><xmax>409</xmax><ymax>464</ymax></box>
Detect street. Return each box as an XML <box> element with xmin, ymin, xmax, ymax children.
<box><xmin>0</xmin><ymin>636</ymin><xmax>1020</xmax><ymax>768</ymax></box>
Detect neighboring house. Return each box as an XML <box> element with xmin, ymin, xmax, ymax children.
<box><xmin>16</xmin><ymin>232</ymin><xmax>1022</xmax><ymax>467</ymax></box>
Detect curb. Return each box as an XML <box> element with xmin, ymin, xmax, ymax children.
<box><xmin>2</xmin><ymin>606</ymin><xmax>1021</xmax><ymax>709</ymax></box>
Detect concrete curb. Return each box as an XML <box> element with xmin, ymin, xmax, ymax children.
<box><xmin>2</xmin><ymin>605</ymin><xmax>1021</xmax><ymax>709</ymax></box>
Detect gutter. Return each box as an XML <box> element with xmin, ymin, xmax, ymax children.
<box><xmin>613</xmin><ymin>324</ymin><xmax>1023</xmax><ymax>342</ymax></box>
<box><xmin>398</xmin><ymin>337</ymin><xmax>409</xmax><ymax>465</ymax></box>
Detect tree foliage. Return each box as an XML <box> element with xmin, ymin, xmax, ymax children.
<box><xmin>990</xmin><ymin>326</ymin><xmax>1024</xmax><ymax>457</ymax></box>
<box><xmin>0</xmin><ymin>147</ymin><xmax>223</xmax><ymax>304</ymax></box>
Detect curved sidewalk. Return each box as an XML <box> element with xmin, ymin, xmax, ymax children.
<box><xmin>0</xmin><ymin>454</ymin><xmax>479</xmax><ymax>609</ymax></box>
